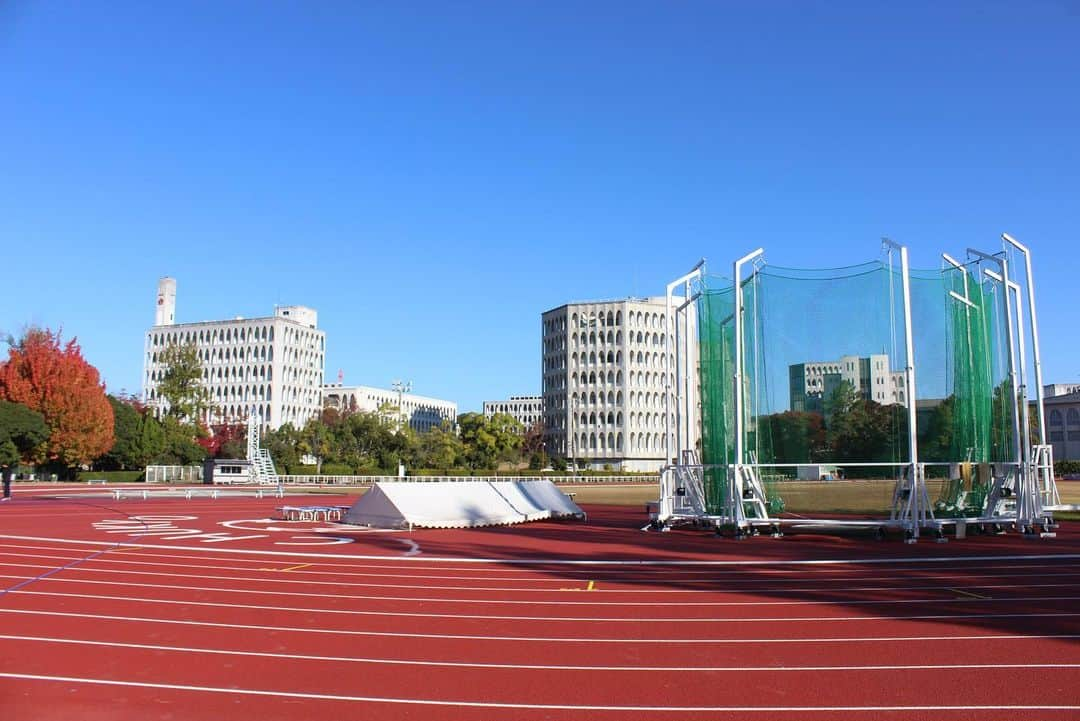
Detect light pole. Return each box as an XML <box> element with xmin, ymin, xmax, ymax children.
<box><xmin>391</xmin><ymin>379</ymin><xmax>412</xmax><ymax>431</ymax></box>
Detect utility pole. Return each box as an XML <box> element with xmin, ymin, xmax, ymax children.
<box><xmin>391</xmin><ymin>379</ymin><xmax>412</xmax><ymax>431</ymax></box>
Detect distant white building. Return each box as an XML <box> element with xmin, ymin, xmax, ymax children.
<box><xmin>322</xmin><ymin>384</ymin><xmax>457</xmax><ymax>433</ymax></box>
<box><xmin>143</xmin><ymin>277</ymin><xmax>325</xmax><ymax>430</ymax></box>
<box><xmin>483</xmin><ymin>395</ymin><xmax>543</xmax><ymax>429</ymax></box>
<box><xmin>789</xmin><ymin>354</ymin><xmax>906</xmax><ymax>414</ymax></box>
<box><xmin>1044</xmin><ymin>383</ymin><xmax>1080</xmax><ymax>399</ymax></box>
<box><xmin>542</xmin><ymin>297</ymin><xmax>697</xmax><ymax>472</ymax></box>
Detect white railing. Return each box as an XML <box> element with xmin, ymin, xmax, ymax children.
<box><xmin>273</xmin><ymin>474</ymin><xmax>656</xmax><ymax>486</ymax></box>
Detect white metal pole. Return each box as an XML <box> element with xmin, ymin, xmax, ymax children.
<box><xmin>1002</xmin><ymin>234</ymin><xmax>1046</xmax><ymax>445</ymax></box>
<box><xmin>664</xmin><ymin>260</ymin><xmax>705</xmax><ymax>468</ymax></box>
<box><xmin>884</xmin><ymin>240</ymin><xmax>921</xmax><ymax>533</ymax></box>
<box><xmin>732</xmin><ymin>249</ymin><xmax>764</xmax><ymax>468</ymax></box>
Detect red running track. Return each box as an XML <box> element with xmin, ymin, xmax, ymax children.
<box><xmin>0</xmin><ymin>490</ymin><xmax>1078</xmax><ymax>720</ymax></box>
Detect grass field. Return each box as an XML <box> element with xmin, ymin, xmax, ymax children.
<box><xmin>564</xmin><ymin>479</ymin><xmax>1080</xmax><ymax>519</ymax></box>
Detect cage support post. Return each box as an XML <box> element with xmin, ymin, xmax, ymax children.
<box><xmin>883</xmin><ymin>239</ymin><xmax>928</xmax><ymax>540</ymax></box>
<box><xmin>660</xmin><ymin>259</ymin><xmax>705</xmax><ymax>525</ymax></box>
<box><xmin>733</xmin><ymin>248</ymin><xmax>765</xmax><ymax>531</ymax></box>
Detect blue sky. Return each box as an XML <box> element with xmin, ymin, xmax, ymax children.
<box><xmin>1</xmin><ymin>1</ymin><xmax>1077</xmax><ymax>412</ymax></box>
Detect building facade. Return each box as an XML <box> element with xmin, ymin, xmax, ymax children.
<box><xmin>789</xmin><ymin>354</ymin><xmax>906</xmax><ymax>414</ymax></box>
<box><xmin>143</xmin><ymin>277</ymin><xmax>326</xmax><ymax>430</ymax></box>
<box><xmin>1045</xmin><ymin>383</ymin><xmax>1080</xmax><ymax>399</ymax></box>
<box><xmin>542</xmin><ymin>297</ymin><xmax>696</xmax><ymax>472</ymax></box>
<box><xmin>483</xmin><ymin>395</ymin><xmax>544</xmax><ymax>429</ymax></box>
<box><xmin>1044</xmin><ymin>391</ymin><xmax>1080</xmax><ymax>462</ymax></box>
<box><xmin>322</xmin><ymin>384</ymin><xmax>457</xmax><ymax>432</ymax></box>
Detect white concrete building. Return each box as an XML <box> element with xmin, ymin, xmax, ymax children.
<box><xmin>483</xmin><ymin>396</ymin><xmax>544</xmax><ymax>429</ymax></box>
<box><xmin>143</xmin><ymin>277</ymin><xmax>326</xmax><ymax>430</ymax></box>
<box><xmin>322</xmin><ymin>384</ymin><xmax>457</xmax><ymax>432</ymax></box>
<box><xmin>542</xmin><ymin>297</ymin><xmax>695</xmax><ymax>472</ymax></box>
<box><xmin>789</xmin><ymin>354</ymin><xmax>906</xmax><ymax>414</ymax></box>
<box><xmin>1044</xmin><ymin>383</ymin><xmax>1080</xmax><ymax>399</ymax></box>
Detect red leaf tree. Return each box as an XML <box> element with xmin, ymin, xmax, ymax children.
<box><xmin>0</xmin><ymin>328</ymin><xmax>115</xmax><ymax>467</ymax></box>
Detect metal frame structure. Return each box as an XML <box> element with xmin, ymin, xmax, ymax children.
<box><xmin>247</xmin><ymin>410</ymin><xmax>281</xmax><ymax>489</ymax></box>
<box><xmin>651</xmin><ymin>236</ymin><xmax>1059</xmax><ymax>541</ymax></box>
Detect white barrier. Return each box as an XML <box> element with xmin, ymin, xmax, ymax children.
<box><xmin>275</xmin><ymin>474</ymin><xmax>655</xmax><ymax>486</ymax></box>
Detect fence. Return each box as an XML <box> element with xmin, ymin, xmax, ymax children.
<box><xmin>145</xmin><ymin>465</ymin><xmax>203</xmax><ymax>483</ymax></box>
<box><xmin>275</xmin><ymin>474</ymin><xmax>656</xmax><ymax>486</ymax></box>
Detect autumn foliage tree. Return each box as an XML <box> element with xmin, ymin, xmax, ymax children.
<box><xmin>0</xmin><ymin>328</ymin><xmax>115</xmax><ymax>469</ymax></box>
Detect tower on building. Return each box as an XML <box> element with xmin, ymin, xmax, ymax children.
<box><xmin>155</xmin><ymin>277</ymin><xmax>177</xmax><ymax>327</ymax></box>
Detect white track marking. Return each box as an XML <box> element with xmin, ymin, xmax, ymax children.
<box><xmin>1</xmin><ymin>539</ymin><xmax>1074</xmax><ymax>582</ymax></box>
<box><xmin>2</xmin><ymin>607</ymin><xmax>1076</xmax><ymax>644</ymax></box>
<box><xmin>2</xmin><ymin>634</ymin><xmax>1079</xmax><ymax>673</ymax></box>
<box><xmin>274</xmin><ymin>536</ymin><xmax>354</xmax><ymax>546</ymax></box>
<box><xmin>397</xmin><ymin>538</ymin><xmax>421</xmax><ymax>556</ymax></box>
<box><xmin>10</xmin><ymin>589</ymin><xmax>1080</xmax><ymax>624</ymax></box>
<box><xmin>2</xmin><ymin>533</ymin><xmax>1078</xmax><ymax>566</ymax></box>
<box><xmin>4</xmin><ymin>570</ymin><xmax>1080</xmax><ymax>609</ymax></box>
<box><xmin>0</xmin><ymin>672</ymin><xmax>1075</xmax><ymax>712</ymax></box>
<box><xmin>5</xmin><ymin>545</ymin><xmax>1078</xmax><ymax>585</ymax></box>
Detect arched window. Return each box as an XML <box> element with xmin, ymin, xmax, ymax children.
<box><xmin>1068</xmin><ymin>409</ymin><xmax>1080</xmax><ymax>426</ymax></box>
<box><xmin>616</xmin><ymin>432</ymin><xmax>624</xmax><ymax>451</ymax></box>
<box><xmin>1050</xmin><ymin>409</ymin><xmax>1064</xmax><ymax>426</ymax></box>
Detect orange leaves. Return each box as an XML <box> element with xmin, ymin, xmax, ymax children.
<box><xmin>0</xmin><ymin>328</ymin><xmax>115</xmax><ymax>466</ymax></box>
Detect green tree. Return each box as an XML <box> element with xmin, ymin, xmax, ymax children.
<box><xmin>157</xmin><ymin>416</ymin><xmax>207</xmax><ymax>465</ymax></box>
<box><xmin>765</xmin><ymin>411</ymin><xmax>827</xmax><ymax>464</ymax></box>
<box><xmin>458</xmin><ymin>412</ymin><xmax>523</xmax><ymax>470</ymax></box>
<box><xmin>0</xmin><ymin>400</ymin><xmax>49</xmax><ymax>488</ymax></box>
<box><xmin>416</xmin><ymin>420</ymin><xmax>465</xmax><ymax>471</ymax></box>
<box><xmin>917</xmin><ymin>395</ymin><xmax>955</xmax><ymax>463</ymax></box>
<box><xmin>262</xmin><ymin>423</ymin><xmax>302</xmax><ymax>474</ymax></box>
<box><xmin>826</xmin><ymin>394</ymin><xmax>905</xmax><ymax>472</ymax></box>
<box><xmin>100</xmin><ymin>395</ymin><xmax>140</xmax><ymax>469</ymax></box>
<box><xmin>157</xmin><ymin>342</ymin><xmax>211</xmax><ymax>421</ymax></box>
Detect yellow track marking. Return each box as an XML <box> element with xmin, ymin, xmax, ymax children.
<box><xmin>587</xmin><ymin>580</ymin><xmax>596</xmax><ymax>591</ymax></box>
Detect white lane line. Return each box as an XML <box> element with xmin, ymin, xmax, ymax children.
<box><xmin>5</xmin><ymin>561</ymin><xmax>1080</xmax><ymax>598</ymax></box>
<box><xmin>3</xmin><ymin>634</ymin><xmax>1079</xmax><ymax>673</ymax></box>
<box><xmin>4</xmin><ymin>571</ymin><xmax>1079</xmax><ymax>609</ymax></box>
<box><xmin>5</xmin><ymin>548</ymin><xmax>1078</xmax><ymax>586</ymax></box>
<box><xmin>0</xmin><ymin>672</ymin><xmax>1076</xmax><ymax>712</ymax></box>
<box><xmin>11</xmin><ymin>588</ymin><xmax>1080</xmax><ymax>624</ymax></box>
<box><xmin>2</xmin><ymin>541</ymin><xmax>1075</xmax><ymax>586</ymax></box>
<box><xmin>3</xmin><ymin>608</ymin><xmax>1076</xmax><ymax>645</ymax></box>
<box><xmin>3</xmin><ymin>534</ymin><xmax>1078</xmax><ymax>567</ymax></box>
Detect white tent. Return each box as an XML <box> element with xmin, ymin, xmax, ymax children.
<box><xmin>342</xmin><ymin>480</ymin><xmax>585</xmax><ymax>529</ymax></box>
